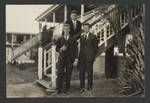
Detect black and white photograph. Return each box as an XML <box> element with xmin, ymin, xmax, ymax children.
<box><xmin>6</xmin><ymin>4</ymin><xmax>145</xmax><ymax>98</ymax></box>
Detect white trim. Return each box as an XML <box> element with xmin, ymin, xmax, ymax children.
<box><xmin>51</xmin><ymin>45</ymin><xmax>57</xmax><ymax>88</ymax></box>
<box><xmin>64</xmin><ymin>4</ymin><xmax>67</xmax><ymax>22</ymax></box>
<box><xmin>38</xmin><ymin>47</ymin><xmax>43</xmax><ymax>79</ymax></box>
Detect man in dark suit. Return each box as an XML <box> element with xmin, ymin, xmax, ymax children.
<box><xmin>41</xmin><ymin>25</ymin><xmax>48</xmax><ymax>47</ymax></box>
<box><xmin>65</xmin><ymin>10</ymin><xmax>82</xmax><ymax>63</ymax></box>
<box><xmin>56</xmin><ymin>23</ymin><xmax>77</xmax><ymax>94</ymax></box>
<box><xmin>78</xmin><ymin>23</ymin><xmax>98</xmax><ymax>93</ymax></box>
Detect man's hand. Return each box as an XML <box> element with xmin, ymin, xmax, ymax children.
<box><xmin>73</xmin><ymin>59</ymin><xmax>78</xmax><ymax>66</ymax></box>
<box><xmin>77</xmin><ymin>39</ymin><xmax>80</xmax><ymax>43</ymax></box>
<box><xmin>60</xmin><ymin>45</ymin><xmax>67</xmax><ymax>52</ymax></box>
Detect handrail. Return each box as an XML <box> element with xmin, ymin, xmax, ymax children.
<box><xmin>78</xmin><ymin>5</ymin><xmax>110</xmax><ymax>23</ymax></box>
<box><xmin>43</xmin><ymin>47</ymin><xmax>52</xmax><ymax>75</ymax></box>
<box><xmin>89</xmin><ymin>5</ymin><xmax>116</xmax><ymax>26</ymax></box>
<box><xmin>43</xmin><ymin>42</ymin><xmax>53</xmax><ymax>50</ymax></box>
<box><xmin>12</xmin><ymin>34</ymin><xmax>40</xmax><ymax>60</ymax></box>
<box><xmin>12</xmin><ymin>17</ymin><xmax>63</xmax><ymax>60</ymax></box>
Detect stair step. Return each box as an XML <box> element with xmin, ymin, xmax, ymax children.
<box><xmin>46</xmin><ymin>88</ymin><xmax>56</xmax><ymax>93</ymax></box>
<box><xmin>36</xmin><ymin>79</ymin><xmax>51</xmax><ymax>89</ymax></box>
<box><xmin>36</xmin><ymin>79</ymin><xmax>56</xmax><ymax>93</ymax></box>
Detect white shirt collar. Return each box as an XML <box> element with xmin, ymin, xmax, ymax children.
<box><xmin>85</xmin><ymin>32</ymin><xmax>90</xmax><ymax>36</ymax></box>
<box><xmin>64</xmin><ymin>34</ymin><xmax>69</xmax><ymax>40</ymax></box>
<box><xmin>72</xmin><ymin>20</ymin><xmax>77</xmax><ymax>23</ymax></box>
<box><xmin>81</xmin><ymin>32</ymin><xmax>90</xmax><ymax>36</ymax></box>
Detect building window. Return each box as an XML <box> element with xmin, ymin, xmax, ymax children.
<box><xmin>16</xmin><ymin>35</ymin><xmax>24</xmax><ymax>44</ymax></box>
<box><xmin>101</xmin><ymin>29</ymin><xmax>104</xmax><ymax>41</ymax></box>
<box><xmin>6</xmin><ymin>48</ymin><xmax>9</xmax><ymax>55</ymax></box>
<box><xmin>135</xmin><ymin>6</ymin><xmax>139</xmax><ymax>15</ymax></box>
<box><xmin>97</xmin><ymin>31</ymin><xmax>100</xmax><ymax>43</ymax></box>
<box><xmin>110</xmin><ymin>26</ymin><xmax>113</xmax><ymax>35</ymax></box>
<box><xmin>121</xmin><ymin>13</ymin><xmax>125</xmax><ymax>25</ymax></box>
<box><xmin>93</xmin><ymin>24</ymin><xmax>99</xmax><ymax>35</ymax></box>
<box><xmin>124</xmin><ymin>12</ymin><xmax>127</xmax><ymax>22</ymax></box>
<box><xmin>106</xmin><ymin>25</ymin><xmax>110</xmax><ymax>37</ymax></box>
<box><xmin>6</xmin><ymin>34</ymin><xmax>12</xmax><ymax>43</ymax></box>
<box><xmin>26</xmin><ymin>35</ymin><xmax>30</xmax><ymax>41</ymax></box>
<box><xmin>132</xmin><ymin>7</ymin><xmax>136</xmax><ymax>17</ymax></box>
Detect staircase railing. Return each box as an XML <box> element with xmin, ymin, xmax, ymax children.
<box><xmin>37</xmin><ymin>23</ymin><xmax>63</xmax><ymax>88</ymax></box>
<box><xmin>12</xmin><ymin>34</ymin><xmax>40</xmax><ymax>60</ymax></box>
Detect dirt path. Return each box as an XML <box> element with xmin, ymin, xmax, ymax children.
<box><xmin>6</xmin><ymin>64</ymin><xmax>123</xmax><ymax>98</ymax></box>
<box><xmin>6</xmin><ymin>64</ymin><xmax>47</xmax><ymax>98</ymax></box>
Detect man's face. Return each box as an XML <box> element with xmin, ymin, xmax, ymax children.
<box><xmin>71</xmin><ymin>13</ymin><xmax>78</xmax><ymax>21</ymax></box>
<box><xmin>63</xmin><ymin>26</ymin><xmax>70</xmax><ymax>35</ymax></box>
<box><xmin>83</xmin><ymin>25</ymin><xmax>90</xmax><ymax>33</ymax></box>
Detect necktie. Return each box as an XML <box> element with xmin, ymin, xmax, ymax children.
<box><xmin>85</xmin><ymin>34</ymin><xmax>88</xmax><ymax>39</ymax></box>
<box><xmin>65</xmin><ymin>35</ymin><xmax>69</xmax><ymax>40</ymax></box>
<box><xmin>84</xmin><ymin>34</ymin><xmax>87</xmax><ymax>40</ymax></box>
<box><xmin>73</xmin><ymin>21</ymin><xmax>76</xmax><ymax>30</ymax></box>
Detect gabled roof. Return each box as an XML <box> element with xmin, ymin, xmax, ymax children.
<box><xmin>35</xmin><ymin>5</ymin><xmax>63</xmax><ymax>22</ymax></box>
<box><xmin>35</xmin><ymin>4</ymin><xmax>100</xmax><ymax>23</ymax></box>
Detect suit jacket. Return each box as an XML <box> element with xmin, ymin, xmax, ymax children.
<box><xmin>41</xmin><ymin>27</ymin><xmax>48</xmax><ymax>46</ymax></box>
<box><xmin>79</xmin><ymin>33</ymin><xmax>98</xmax><ymax>62</ymax></box>
<box><xmin>65</xmin><ymin>19</ymin><xmax>82</xmax><ymax>40</ymax></box>
<box><xmin>56</xmin><ymin>35</ymin><xmax>77</xmax><ymax>63</ymax></box>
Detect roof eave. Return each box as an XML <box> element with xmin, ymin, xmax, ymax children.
<box><xmin>35</xmin><ymin>5</ymin><xmax>63</xmax><ymax>22</ymax></box>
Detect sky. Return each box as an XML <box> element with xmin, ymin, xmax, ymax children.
<box><xmin>6</xmin><ymin>5</ymin><xmax>51</xmax><ymax>34</ymax></box>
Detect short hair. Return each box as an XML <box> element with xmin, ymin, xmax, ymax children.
<box><xmin>71</xmin><ymin>10</ymin><xmax>78</xmax><ymax>14</ymax></box>
<box><xmin>83</xmin><ymin>23</ymin><xmax>90</xmax><ymax>27</ymax></box>
<box><xmin>64</xmin><ymin>23</ymin><xmax>70</xmax><ymax>27</ymax></box>
<box><xmin>63</xmin><ymin>23</ymin><xmax>70</xmax><ymax>30</ymax></box>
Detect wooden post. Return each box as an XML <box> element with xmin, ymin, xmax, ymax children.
<box><xmin>7</xmin><ymin>47</ymin><xmax>12</xmax><ymax>63</ymax></box>
<box><xmin>43</xmin><ymin>49</ymin><xmax>46</xmax><ymax>75</ymax></box>
<box><xmin>48</xmin><ymin>51</ymin><xmax>51</xmax><ymax>65</ymax></box>
<box><xmin>38</xmin><ymin>22</ymin><xmax>43</xmax><ymax>45</ymax></box>
<box><xmin>23</xmin><ymin>35</ymin><xmax>26</xmax><ymax>42</ymax></box>
<box><xmin>142</xmin><ymin>4</ymin><xmax>145</xmax><ymax>23</ymax></box>
<box><xmin>30</xmin><ymin>35</ymin><xmax>32</xmax><ymax>39</ymax></box>
<box><xmin>39</xmin><ymin>22</ymin><xmax>42</xmax><ymax>33</ymax></box>
<box><xmin>45</xmin><ymin>18</ymin><xmax>47</xmax><ymax>26</ymax></box>
<box><xmin>104</xmin><ymin>26</ymin><xmax>107</xmax><ymax>47</ymax></box>
<box><xmin>64</xmin><ymin>4</ymin><xmax>67</xmax><ymax>22</ymax></box>
<box><xmin>124</xmin><ymin>12</ymin><xmax>126</xmax><ymax>25</ymax></box>
<box><xmin>81</xmin><ymin>4</ymin><xmax>84</xmax><ymax>22</ymax></box>
<box><xmin>51</xmin><ymin>45</ymin><xmax>57</xmax><ymax>88</ymax></box>
<box><xmin>38</xmin><ymin>46</ymin><xmax>43</xmax><ymax>79</ymax></box>
<box><xmin>53</xmin><ymin>13</ymin><xmax>55</xmax><ymax>26</ymax></box>
<box><xmin>120</xmin><ymin>13</ymin><xmax>122</xmax><ymax>26</ymax></box>
<box><xmin>11</xmin><ymin>33</ymin><xmax>14</xmax><ymax>48</ymax></box>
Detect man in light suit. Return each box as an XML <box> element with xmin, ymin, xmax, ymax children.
<box><xmin>78</xmin><ymin>23</ymin><xmax>98</xmax><ymax>93</ymax></box>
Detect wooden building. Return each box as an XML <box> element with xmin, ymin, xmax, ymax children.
<box><xmin>6</xmin><ymin>32</ymin><xmax>37</xmax><ymax>63</ymax></box>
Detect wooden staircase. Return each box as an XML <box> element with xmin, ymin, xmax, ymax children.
<box><xmin>11</xmin><ymin>34</ymin><xmax>40</xmax><ymax>60</ymax></box>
